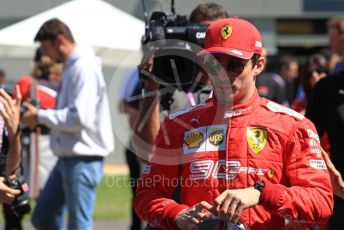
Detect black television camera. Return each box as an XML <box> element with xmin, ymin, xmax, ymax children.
<box><xmin>141</xmin><ymin>0</ymin><xmax>208</xmax><ymax>92</ymax></box>
<box><xmin>5</xmin><ymin>177</ymin><xmax>31</xmax><ymax>216</ymax></box>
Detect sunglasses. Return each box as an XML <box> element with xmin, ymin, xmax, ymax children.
<box><xmin>226</xmin><ymin>58</ymin><xmax>253</xmax><ymax>76</ymax></box>
<box><xmin>204</xmin><ymin>55</ymin><xmax>257</xmax><ymax>77</ymax></box>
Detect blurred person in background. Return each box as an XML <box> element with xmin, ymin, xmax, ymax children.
<box><xmin>16</xmin><ymin>48</ymin><xmax>61</xmax><ymax>194</ymax></box>
<box><xmin>21</xmin><ymin>18</ymin><xmax>114</xmax><ymax>230</ymax></box>
<box><xmin>327</xmin><ymin>16</ymin><xmax>344</xmax><ymax>74</ymax></box>
<box><xmin>256</xmin><ymin>48</ymin><xmax>287</xmax><ymax>104</ymax></box>
<box><xmin>2</xmin><ymin>49</ymin><xmax>61</xmax><ymax>230</ymax></box>
<box><xmin>273</xmin><ymin>55</ymin><xmax>299</xmax><ymax>107</ymax></box>
<box><xmin>291</xmin><ymin>53</ymin><xmax>331</xmax><ymax>230</ymax></box>
<box><xmin>306</xmin><ymin>54</ymin><xmax>344</xmax><ymax>230</ymax></box>
<box><xmin>0</xmin><ymin>68</ymin><xmax>24</xmax><ymax>230</ymax></box>
<box><xmin>0</xmin><ymin>86</ymin><xmax>23</xmax><ymax>230</ymax></box>
<box><xmin>118</xmin><ymin>68</ymin><xmax>143</xmax><ymax>230</ymax></box>
<box><xmin>0</xmin><ymin>69</ymin><xmax>5</xmax><ymax>87</ymax></box>
<box><xmin>0</xmin><ymin>69</ymin><xmax>14</xmax><ymax>97</ymax></box>
<box><xmin>292</xmin><ymin>53</ymin><xmax>329</xmax><ymax>114</ymax></box>
<box><xmin>328</xmin><ymin>54</ymin><xmax>341</xmax><ymax>74</ymax></box>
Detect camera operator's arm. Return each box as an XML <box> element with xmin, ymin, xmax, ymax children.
<box><xmin>132</xmin><ymin>50</ymin><xmax>162</xmax><ymax>161</ymax></box>
<box><xmin>0</xmin><ymin>86</ymin><xmax>22</xmax><ymax>175</ymax></box>
<box><xmin>133</xmin><ymin>77</ymin><xmax>160</xmax><ymax>161</ymax></box>
<box><xmin>119</xmin><ymin>100</ymin><xmax>138</xmax><ymax>130</ymax></box>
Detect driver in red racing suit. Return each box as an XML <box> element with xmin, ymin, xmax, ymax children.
<box><xmin>134</xmin><ymin>17</ymin><xmax>333</xmax><ymax>230</ymax></box>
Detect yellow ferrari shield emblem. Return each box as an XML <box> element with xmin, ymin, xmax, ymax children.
<box><xmin>220</xmin><ymin>25</ymin><xmax>232</xmax><ymax>40</ymax></box>
<box><xmin>267</xmin><ymin>169</ymin><xmax>274</xmax><ymax>178</ymax></box>
<box><xmin>247</xmin><ymin>127</ymin><xmax>267</xmax><ymax>154</ymax></box>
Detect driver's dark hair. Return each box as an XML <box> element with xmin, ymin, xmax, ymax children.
<box><xmin>34</xmin><ymin>18</ymin><xmax>75</xmax><ymax>43</ymax></box>
<box><xmin>189</xmin><ymin>3</ymin><xmax>229</xmax><ymax>24</ymax></box>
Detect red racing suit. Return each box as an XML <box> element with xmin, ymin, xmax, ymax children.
<box><xmin>134</xmin><ymin>91</ymin><xmax>333</xmax><ymax>230</ymax></box>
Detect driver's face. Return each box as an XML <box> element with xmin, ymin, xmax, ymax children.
<box><xmin>208</xmin><ymin>53</ymin><xmax>258</xmax><ymax>105</ymax></box>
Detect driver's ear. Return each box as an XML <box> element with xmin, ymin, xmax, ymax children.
<box><xmin>254</xmin><ymin>57</ymin><xmax>266</xmax><ymax>76</ymax></box>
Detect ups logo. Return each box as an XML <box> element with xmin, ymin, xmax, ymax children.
<box><xmin>209</xmin><ymin>129</ymin><xmax>225</xmax><ymax>146</ymax></box>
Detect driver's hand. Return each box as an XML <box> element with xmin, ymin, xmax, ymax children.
<box><xmin>176</xmin><ymin>201</ymin><xmax>213</xmax><ymax>230</ymax></box>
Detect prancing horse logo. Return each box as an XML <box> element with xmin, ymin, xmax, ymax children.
<box><xmin>221</xmin><ymin>25</ymin><xmax>233</xmax><ymax>40</ymax></box>
<box><xmin>247</xmin><ymin>127</ymin><xmax>268</xmax><ymax>154</ymax></box>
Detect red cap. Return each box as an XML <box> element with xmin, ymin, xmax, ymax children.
<box><xmin>199</xmin><ymin>17</ymin><xmax>263</xmax><ymax>59</ymax></box>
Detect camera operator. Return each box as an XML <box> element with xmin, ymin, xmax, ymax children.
<box><xmin>133</xmin><ymin>2</ymin><xmax>229</xmax><ymax>161</ymax></box>
<box><xmin>0</xmin><ymin>86</ymin><xmax>22</xmax><ymax>203</ymax></box>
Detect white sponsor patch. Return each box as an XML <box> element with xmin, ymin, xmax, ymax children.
<box><xmin>189</xmin><ymin>160</ymin><xmax>268</xmax><ymax>180</ymax></box>
<box><xmin>310</xmin><ymin>159</ymin><xmax>327</xmax><ymax>169</ymax></box>
<box><xmin>224</xmin><ymin>106</ymin><xmax>252</xmax><ymax>118</ymax></box>
<box><xmin>307</xmin><ymin>129</ymin><xmax>320</xmax><ymax>143</ymax></box>
<box><xmin>255</xmin><ymin>41</ymin><xmax>262</xmax><ymax>48</ymax></box>
<box><xmin>309</xmin><ymin>139</ymin><xmax>318</xmax><ymax>147</ymax></box>
<box><xmin>310</xmin><ymin>147</ymin><xmax>321</xmax><ymax>154</ymax></box>
<box><xmin>183</xmin><ymin>125</ymin><xmax>227</xmax><ymax>154</ymax></box>
<box><xmin>169</xmin><ymin>103</ymin><xmax>205</xmax><ymax>120</ymax></box>
<box><xmin>169</xmin><ymin>107</ymin><xmax>194</xmax><ymax>120</ymax></box>
<box><xmin>266</xmin><ymin>101</ymin><xmax>304</xmax><ymax>120</ymax></box>
<box><xmin>206</xmin><ymin>125</ymin><xmax>227</xmax><ymax>151</ymax></box>
<box><xmin>143</xmin><ymin>165</ymin><xmax>151</xmax><ymax>174</ymax></box>
<box><xmin>190</xmin><ymin>160</ymin><xmax>214</xmax><ymax>180</ymax></box>
<box><xmin>183</xmin><ymin>127</ymin><xmax>207</xmax><ymax>154</ymax></box>
<box><xmin>309</xmin><ymin>139</ymin><xmax>322</xmax><ymax>157</ymax></box>
<box><xmin>310</xmin><ymin>147</ymin><xmax>322</xmax><ymax>158</ymax></box>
